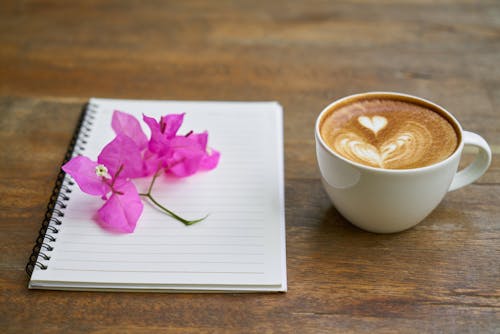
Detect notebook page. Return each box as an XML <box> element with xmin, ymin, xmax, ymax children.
<box><xmin>30</xmin><ymin>99</ymin><xmax>286</xmax><ymax>291</ymax></box>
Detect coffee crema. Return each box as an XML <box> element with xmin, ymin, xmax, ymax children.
<box><xmin>320</xmin><ymin>98</ymin><xmax>459</xmax><ymax>169</ymax></box>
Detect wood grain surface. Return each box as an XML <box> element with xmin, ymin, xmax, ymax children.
<box><xmin>1</xmin><ymin>1</ymin><xmax>499</xmax><ymax>333</ymax></box>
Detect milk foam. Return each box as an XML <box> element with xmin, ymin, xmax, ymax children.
<box><xmin>320</xmin><ymin>99</ymin><xmax>458</xmax><ymax>169</ymax></box>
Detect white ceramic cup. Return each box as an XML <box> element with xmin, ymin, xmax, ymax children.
<box><xmin>315</xmin><ymin>92</ymin><xmax>492</xmax><ymax>233</ymax></box>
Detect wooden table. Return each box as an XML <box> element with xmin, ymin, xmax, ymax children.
<box><xmin>1</xmin><ymin>1</ymin><xmax>499</xmax><ymax>333</ymax></box>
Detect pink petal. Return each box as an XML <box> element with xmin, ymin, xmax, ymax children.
<box><xmin>188</xmin><ymin>132</ymin><xmax>220</xmax><ymax>170</ymax></box>
<box><xmin>160</xmin><ymin>113</ymin><xmax>184</xmax><ymax>139</ymax></box>
<box><xmin>143</xmin><ymin>113</ymin><xmax>185</xmax><ymax>153</ymax></box>
<box><xmin>200</xmin><ymin>148</ymin><xmax>220</xmax><ymax>170</ymax></box>
<box><xmin>169</xmin><ymin>136</ymin><xmax>197</xmax><ymax>151</ymax></box>
<box><xmin>98</xmin><ymin>135</ymin><xmax>144</xmax><ymax>178</ymax></box>
<box><xmin>167</xmin><ymin>148</ymin><xmax>205</xmax><ymax>177</ymax></box>
<box><xmin>166</xmin><ymin>132</ymin><xmax>220</xmax><ymax>176</ymax></box>
<box><xmin>189</xmin><ymin>131</ymin><xmax>208</xmax><ymax>149</ymax></box>
<box><xmin>97</xmin><ymin>181</ymin><xmax>143</xmax><ymax>233</ymax></box>
<box><xmin>62</xmin><ymin>156</ymin><xmax>109</xmax><ymax>196</ymax></box>
<box><xmin>142</xmin><ymin>114</ymin><xmax>164</xmax><ymax>154</ymax></box>
<box><xmin>142</xmin><ymin>150</ymin><xmax>166</xmax><ymax>176</ymax></box>
<box><xmin>112</xmin><ymin>110</ymin><xmax>148</xmax><ymax>149</ymax></box>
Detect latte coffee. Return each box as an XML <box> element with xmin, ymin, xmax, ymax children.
<box><xmin>320</xmin><ymin>97</ymin><xmax>459</xmax><ymax>169</ymax></box>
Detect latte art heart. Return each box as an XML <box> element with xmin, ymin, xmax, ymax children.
<box><xmin>358</xmin><ymin>116</ymin><xmax>387</xmax><ymax>135</ymax></box>
<box><xmin>332</xmin><ymin>121</ymin><xmax>431</xmax><ymax>169</ymax></box>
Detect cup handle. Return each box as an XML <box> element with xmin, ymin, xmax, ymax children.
<box><xmin>448</xmin><ymin>131</ymin><xmax>492</xmax><ymax>191</ymax></box>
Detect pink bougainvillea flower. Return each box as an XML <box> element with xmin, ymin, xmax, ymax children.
<box><xmin>166</xmin><ymin>132</ymin><xmax>220</xmax><ymax>177</ymax></box>
<box><xmin>62</xmin><ymin>133</ymin><xmax>143</xmax><ymax>196</ymax></box>
<box><xmin>143</xmin><ymin>113</ymin><xmax>184</xmax><ymax>154</ymax></box>
<box><xmin>62</xmin><ymin>156</ymin><xmax>143</xmax><ymax>233</ymax></box>
<box><xmin>97</xmin><ymin>181</ymin><xmax>143</xmax><ymax>233</ymax></box>
<box><xmin>111</xmin><ymin>110</ymin><xmax>148</xmax><ymax>150</ymax></box>
<box><xmin>62</xmin><ymin>134</ymin><xmax>145</xmax><ymax>233</ymax></box>
<box><xmin>61</xmin><ymin>111</ymin><xmax>219</xmax><ymax>233</ymax></box>
<box><xmin>62</xmin><ymin>156</ymin><xmax>111</xmax><ymax>197</ymax></box>
<box><xmin>141</xmin><ymin>114</ymin><xmax>220</xmax><ymax>177</ymax></box>
<box><xmin>97</xmin><ymin>134</ymin><xmax>144</xmax><ymax>179</ymax></box>
<box><xmin>183</xmin><ymin>132</ymin><xmax>220</xmax><ymax>171</ymax></box>
<box><xmin>167</xmin><ymin>146</ymin><xmax>206</xmax><ymax>177</ymax></box>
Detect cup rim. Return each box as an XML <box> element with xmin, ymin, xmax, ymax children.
<box><xmin>315</xmin><ymin>91</ymin><xmax>465</xmax><ymax>174</ymax></box>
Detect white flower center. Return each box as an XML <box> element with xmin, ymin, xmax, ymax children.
<box><xmin>95</xmin><ymin>164</ymin><xmax>111</xmax><ymax>179</ymax></box>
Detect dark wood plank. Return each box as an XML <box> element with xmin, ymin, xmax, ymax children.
<box><xmin>0</xmin><ymin>0</ymin><xmax>499</xmax><ymax>333</ymax></box>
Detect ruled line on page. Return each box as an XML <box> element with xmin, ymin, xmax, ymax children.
<box><xmin>61</xmin><ymin>250</ymin><xmax>265</xmax><ymax>255</ymax></box>
<box><xmin>51</xmin><ymin>268</ymin><xmax>265</xmax><ymax>274</ymax></box>
<box><xmin>58</xmin><ymin>242</ymin><xmax>265</xmax><ymax>247</ymax></box>
<box><xmin>58</xmin><ymin>233</ymin><xmax>265</xmax><ymax>238</ymax></box>
<box><xmin>54</xmin><ymin>259</ymin><xmax>265</xmax><ymax>265</ymax></box>
<box><xmin>59</xmin><ymin>226</ymin><xmax>266</xmax><ymax>233</ymax></box>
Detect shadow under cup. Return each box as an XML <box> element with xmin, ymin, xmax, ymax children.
<box><xmin>315</xmin><ymin>92</ymin><xmax>491</xmax><ymax>233</ymax></box>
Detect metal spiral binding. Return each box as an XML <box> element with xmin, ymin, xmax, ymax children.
<box><xmin>25</xmin><ymin>103</ymin><xmax>98</xmax><ymax>276</ymax></box>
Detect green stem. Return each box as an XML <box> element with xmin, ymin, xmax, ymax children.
<box><xmin>146</xmin><ymin>169</ymin><xmax>161</xmax><ymax>195</ymax></box>
<box><xmin>141</xmin><ymin>193</ymin><xmax>207</xmax><ymax>226</ymax></box>
<box><xmin>139</xmin><ymin>169</ymin><xmax>207</xmax><ymax>226</ymax></box>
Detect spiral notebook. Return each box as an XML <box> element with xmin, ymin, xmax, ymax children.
<box><xmin>27</xmin><ymin>98</ymin><xmax>287</xmax><ymax>292</ymax></box>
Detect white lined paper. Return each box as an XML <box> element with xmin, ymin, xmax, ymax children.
<box><xmin>29</xmin><ymin>99</ymin><xmax>287</xmax><ymax>292</ymax></box>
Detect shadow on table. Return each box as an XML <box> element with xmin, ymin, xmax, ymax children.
<box><xmin>313</xmin><ymin>203</ymin><xmax>472</xmax><ymax>280</ymax></box>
